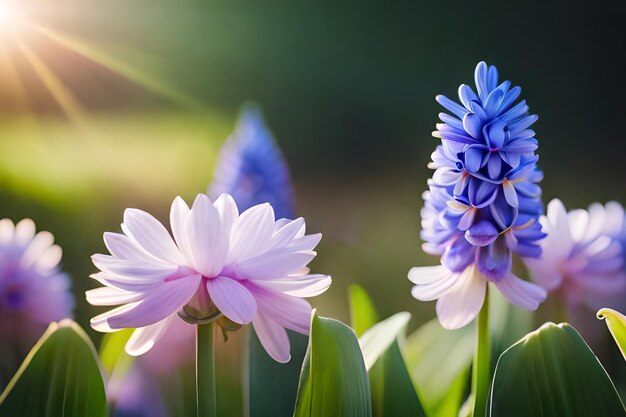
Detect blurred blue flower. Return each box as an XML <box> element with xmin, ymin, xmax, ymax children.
<box><xmin>409</xmin><ymin>62</ymin><xmax>547</xmax><ymax>329</ymax></box>
<box><xmin>209</xmin><ymin>106</ymin><xmax>295</xmax><ymax>219</ymax></box>
<box><xmin>0</xmin><ymin>218</ymin><xmax>74</xmax><ymax>340</ymax></box>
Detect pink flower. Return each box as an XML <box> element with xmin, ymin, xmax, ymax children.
<box><xmin>524</xmin><ymin>199</ymin><xmax>626</xmax><ymax>312</ymax></box>
<box><xmin>87</xmin><ymin>193</ymin><xmax>331</xmax><ymax>363</ymax></box>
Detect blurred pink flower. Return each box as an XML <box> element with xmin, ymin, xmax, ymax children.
<box><xmin>524</xmin><ymin>199</ymin><xmax>626</xmax><ymax>312</ymax></box>
<box><xmin>87</xmin><ymin>193</ymin><xmax>331</xmax><ymax>362</ymax></box>
<box><xmin>0</xmin><ymin>218</ymin><xmax>74</xmax><ymax>343</ymax></box>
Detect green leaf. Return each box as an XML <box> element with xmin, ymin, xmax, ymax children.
<box><xmin>405</xmin><ymin>318</ymin><xmax>474</xmax><ymax>417</ymax></box>
<box><xmin>349</xmin><ymin>285</ymin><xmax>426</xmax><ymax>417</ymax></box>
<box><xmin>0</xmin><ymin>319</ymin><xmax>108</xmax><ymax>417</ymax></box>
<box><xmin>598</xmin><ymin>308</ymin><xmax>626</xmax><ymax>361</ymax></box>
<box><xmin>293</xmin><ymin>309</ymin><xmax>372</xmax><ymax>417</ymax></box>
<box><xmin>360</xmin><ymin>312</ymin><xmax>411</xmax><ymax>370</ymax></box>
<box><xmin>246</xmin><ymin>329</ymin><xmax>308</xmax><ymax>417</ymax></box>
<box><xmin>99</xmin><ymin>328</ymin><xmax>134</xmax><ymax>377</ymax></box>
<box><xmin>490</xmin><ymin>322</ymin><xmax>626</xmax><ymax>417</ymax></box>
<box><xmin>370</xmin><ymin>340</ymin><xmax>426</xmax><ymax>417</ymax></box>
<box><xmin>349</xmin><ymin>284</ymin><xmax>380</xmax><ymax>337</ymax></box>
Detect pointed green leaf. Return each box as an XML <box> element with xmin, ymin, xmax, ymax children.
<box><xmin>349</xmin><ymin>284</ymin><xmax>380</xmax><ymax>337</ymax></box>
<box><xmin>598</xmin><ymin>308</ymin><xmax>626</xmax><ymax>360</ymax></box>
<box><xmin>293</xmin><ymin>310</ymin><xmax>372</xmax><ymax>417</ymax></box>
<box><xmin>490</xmin><ymin>322</ymin><xmax>626</xmax><ymax>417</ymax></box>
<box><xmin>349</xmin><ymin>286</ymin><xmax>426</xmax><ymax>417</ymax></box>
<box><xmin>0</xmin><ymin>320</ymin><xmax>108</xmax><ymax>417</ymax></box>
<box><xmin>370</xmin><ymin>340</ymin><xmax>426</xmax><ymax>417</ymax></box>
<box><xmin>360</xmin><ymin>312</ymin><xmax>411</xmax><ymax>371</ymax></box>
<box><xmin>99</xmin><ymin>328</ymin><xmax>134</xmax><ymax>377</ymax></box>
<box><xmin>405</xmin><ymin>318</ymin><xmax>474</xmax><ymax>417</ymax></box>
<box><xmin>246</xmin><ymin>329</ymin><xmax>308</xmax><ymax>417</ymax></box>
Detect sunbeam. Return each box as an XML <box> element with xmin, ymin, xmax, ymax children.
<box><xmin>34</xmin><ymin>25</ymin><xmax>206</xmax><ymax>111</ymax></box>
<box><xmin>17</xmin><ymin>40</ymin><xmax>89</xmax><ymax>129</ymax></box>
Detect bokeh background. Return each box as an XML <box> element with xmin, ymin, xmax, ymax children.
<box><xmin>2</xmin><ymin>0</ymin><xmax>625</xmax><ymax>415</ymax></box>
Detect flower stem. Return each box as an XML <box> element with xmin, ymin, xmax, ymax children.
<box><xmin>196</xmin><ymin>322</ymin><xmax>217</xmax><ymax>417</ymax></box>
<box><xmin>471</xmin><ymin>287</ymin><xmax>490</xmax><ymax>417</ymax></box>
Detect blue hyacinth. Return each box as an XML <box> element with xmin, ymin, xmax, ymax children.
<box><xmin>209</xmin><ymin>106</ymin><xmax>296</xmax><ymax>219</ymax></box>
<box><xmin>409</xmin><ymin>62</ymin><xmax>547</xmax><ymax>329</ymax></box>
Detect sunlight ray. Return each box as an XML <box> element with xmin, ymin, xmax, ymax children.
<box><xmin>34</xmin><ymin>25</ymin><xmax>206</xmax><ymax>111</ymax></box>
<box><xmin>17</xmin><ymin>40</ymin><xmax>89</xmax><ymax>129</ymax></box>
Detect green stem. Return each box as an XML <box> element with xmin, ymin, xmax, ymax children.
<box><xmin>196</xmin><ymin>322</ymin><xmax>217</xmax><ymax>417</ymax></box>
<box><xmin>471</xmin><ymin>287</ymin><xmax>490</xmax><ymax>417</ymax></box>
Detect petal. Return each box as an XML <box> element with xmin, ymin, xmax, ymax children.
<box><xmin>206</xmin><ymin>276</ymin><xmax>256</xmax><ymax>324</ymax></box>
<box><xmin>494</xmin><ymin>273</ymin><xmax>547</xmax><ymax>310</ymax></box>
<box><xmin>86</xmin><ymin>286</ymin><xmax>145</xmax><ymax>306</ymax></box>
<box><xmin>170</xmin><ymin>196</ymin><xmax>192</xmax><ymax>262</ymax></box>
<box><xmin>227</xmin><ymin>203</ymin><xmax>275</xmax><ymax>263</ymax></box>
<box><xmin>464</xmin><ymin>147</ymin><xmax>486</xmax><ymax>173</ymax></box>
<box><xmin>435</xmin><ymin>265</ymin><xmax>486</xmax><ymax>329</ymax></box>
<box><xmin>0</xmin><ymin>218</ymin><xmax>15</xmax><ymax>245</ymax></box>
<box><xmin>91</xmin><ymin>272</ymin><xmax>167</xmax><ymax>292</ymax></box>
<box><xmin>106</xmin><ymin>274</ymin><xmax>200</xmax><ymax>329</ymax></box>
<box><xmin>92</xmin><ymin>254</ymin><xmax>178</xmax><ymax>281</ymax></box>
<box><xmin>214</xmin><ymin>193</ymin><xmax>239</xmax><ymax>239</ymax></box>
<box><xmin>476</xmin><ymin>239</ymin><xmax>511</xmax><ymax>280</ymax></box>
<box><xmin>458</xmin><ymin>84</ymin><xmax>479</xmax><ymax>110</ymax></box>
<box><xmin>255</xmin><ymin>274</ymin><xmax>332</xmax><ymax>297</ymax></box>
<box><xmin>433</xmin><ymin>168</ymin><xmax>461</xmax><ymax>186</ymax></box>
<box><xmin>435</xmin><ymin>95</ymin><xmax>468</xmax><ymax>118</ymax></box>
<box><xmin>474</xmin><ymin>61</ymin><xmax>489</xmax><ymax>101</ymax></box>
<box><xmin>545</xmin><ymin>199</ymin><xmax>574</xmax><ymax>260</ymax></box>
<box><xmin>442</xmin><ymin>237</ymin><xmax>476</xmax><ymax>272</ymax></box>
<box><xmin>269</xmin><ymin>218</ymin><xmax>306</xmax><ymax>249</ymax></box>
<box><xmin>103</xmin><ymin>232</ymin><xmax>158</xmax><ymax>262</ymax></box>
<box><xmin>465</xmin><ymin>220</ymin><xmax>499</xmax><ymax>247</ymax></box>
<box><xmin>523</xmin><ymin>258</ymin><xmax>563</xmax><ymax>291</ymax></box>
<box><xmin>487</xmin><ymin>155</ymin><xmax>502</xmax><ymax>179</ymax></box>
<box><xmin>462</xmin><ymin>113</ymin><xmax>483</xmax><ymax>139</ymax></box>
<box><xmin>122</xmin><ymin>209</ymin><xmax>184</xmax><ymax>264</ymax></box>
<box><xmin>409</xmin><ymin>265</ymin><xmax>459</xmax><ymax>301</ymax></box>
<box><xmin>14</xmin><ymin>218</ymin><xmax>36</xmax><ymax>246</ymax></box>
<box><xmin>483</xmin><ymin>119</ymin><xmax>508</xmax><ymax>149</ymax></box>
<box><xmin>252</xmin><ymin>287</ymin><xmax>312</xmax><ymax>334</ymax></box>
<box><xmin>503</xmin><ymin>181</ymin><xmax>519</xmax><ymax>208</ymax></box>
<box><xmin>91</xmin><ymin>304</ymin><xmax>136</xmax><ymax>332</ymax></box>
<box><xmin>21</xmin><ymin>231</ymin><xmax>55</xmax><ymax>268</ymax></box>
<box><xmin>34</xmin><ymin>245</ymin><xmax>63</xmax><ymax>273</ymax></box>
<box><xmin>458</xmin><ymin>207</ymin><xmax>477</xmax><ymax>231</ymax></box>
<box><xmin>483</xmin><ymin>88</ymin><xmax>504</xmax><ymax>117</ymax></box>
<box><xmin>186</xmin><ymin>194</ymin><xmax>227</xmax><ymax>277</ymax></box>
<box><xmin>125</xmin><ymin>316</ymin><xmax>174</xmax><ymax>356</ymax></box>
<box><xmin>252</xmin><ymin>313</ymin><xmax>291</xmax><ymax>363</ymax></box>
<box><xmin>234</xmin><ymin>249</ymin><xmax>316</xmax><ymax>280</ymax></box>
<box><xmin>502</xmin><ymin>138</ymin><xmax>538</xmax><ymax>153</ymax></box>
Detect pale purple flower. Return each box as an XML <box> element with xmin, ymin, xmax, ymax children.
<box><xmin>524</xmin><ymin>199</ymin><xmax>626</xmax><ymax>312</ymax></box>
<box><xmin>87</xmin><ymin>193</ymin><xmax>331</xmax><ymax>363</ymax></box>
<box><xmin>0</xmin><ymin>218</ymin><xmax>74</xmax><ymax>342</ymax></box>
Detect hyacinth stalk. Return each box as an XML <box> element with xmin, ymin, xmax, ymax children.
<box><xmin>408</xmin><ymin>61</ymin><xmax>549</xmax><ymax>416</ymax></box>
<box><xmin>472</xmin><ymin>290</ymin><xmax>489</xmax><ymax>417</ymax></box>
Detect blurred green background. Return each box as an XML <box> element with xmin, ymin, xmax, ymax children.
<box><xmin>2</xmin><ymin>0</ymin><xmax>625</xmax><ymax>414</ymax></box>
